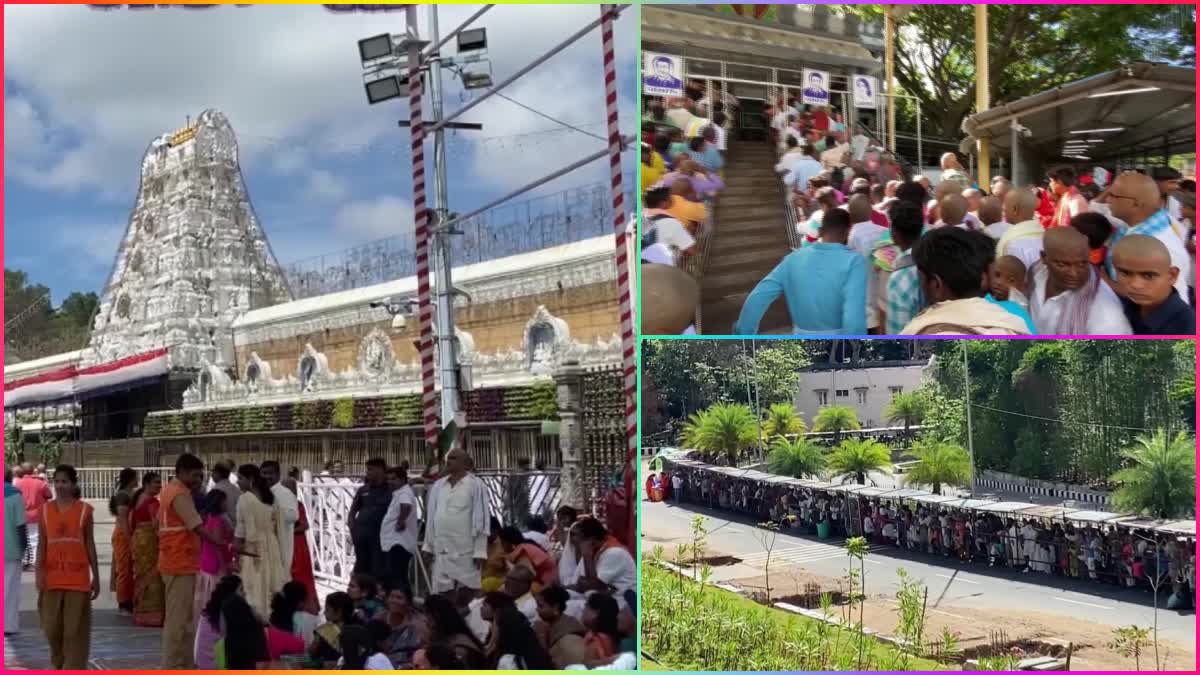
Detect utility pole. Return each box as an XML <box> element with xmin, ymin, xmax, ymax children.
<box><xmin>963</xmin><ymin>343</ymin><xmax>976</xmax><ymax>495</ymax></box>
<box><xmin>974</xmin><ymin>4</ymin><xmax>991</xmax><ymax>187</ymax></box>
<box><xmin>426</xmin><ymin>5</ymin><xmax>461</xmax><ymax>430</ymax></box>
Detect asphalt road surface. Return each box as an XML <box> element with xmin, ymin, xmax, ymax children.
<box><xmin>642</xmin><ymin>497</ymin><xmax>1196</xmax><ymax>647</ymax></box>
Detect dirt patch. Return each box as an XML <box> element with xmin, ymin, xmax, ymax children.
<box><xmin>961</xmin><ymin>638</ymin><xmax>1073</xmax><ymax>660</ymax></box>
<box><xmin>725</xmin><ymin>571</ymin><xmax>1196</xmax><ymax>671</ymax></box>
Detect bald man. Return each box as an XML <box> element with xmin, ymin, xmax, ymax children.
<box><xmin>1105</xmin><ymin>172</ymin><xmax>1192</xmax><ymax>306</ymax></box>
<box><xmin>1028</xmin><ymin>228</ymin><xmax>1131</xmax><ymax>335</ymax></box>
<box><xmin>939</xmin><ymin>152</ymin><xmax>971</xmax><ymax>190</ymax></box>
<box><xmin>937</xmin><ymin>194</ymin><xmax>969</xmax><ymax>229</ymax></box>
<box><xmin>424</xmin><ymin>447</ymin><xmax>490</xmax><ymax>602</ymax></box>
<box><xmin>963</xmin><ymin>188</ymin><xmax>983</xmax><ymax>219</ymax></box>
<box><xmin>997</xmin><ymin>188</ymin><xmax>1045</xmax><ymax>269</ymax></box>
<box><xmin>979</xmin><ymin>196</ymin><xmax>1009</xmax><ymax>239</ymax></box>
<box><xmin>1112</xmin><ymin>234</ymin><xmax>1195</xmax><ymax>335</ymax></box>
<box><xmin>990</xmin><ymin>176</ymin><xmax>1013</xmax><ymax>202</ymax></box>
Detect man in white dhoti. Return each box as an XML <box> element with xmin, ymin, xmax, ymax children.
<box><xmin>1020</xmin><ymin>520</ymin><xmax>1038</xmax><ymax>573</ymax></box>
<box><xmin>424</xmin><ymin>448</ymin><xmax>490</xmax><ymax>606</ymax></box>
<box><xmin>261</xmin><ymin>461</ymin><xmax>299</xmax><ymax>572</ymax></box>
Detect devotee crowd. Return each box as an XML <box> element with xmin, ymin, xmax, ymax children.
<box><xmin>640</xmin><ymin>93</ymin><xmax>1196</xmax><ymax>336</ymax></box>
<box><xmin>652</xmin><ymin>461</ymin><xmax>1196</xmax><ymax>610</ymax></box>
<box><xmin>3</xmin><ymin>450</ymin><xmax>636</xmax><ymax>670</ymax></box>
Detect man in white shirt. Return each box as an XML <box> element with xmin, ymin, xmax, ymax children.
<box><xmin>424</xmin><ymin>449</ymin><xmax>490</xmax><ymax>604</ymax></box>
<box><xmin>783</xmin><ymin>143</ymin><xmax>824</xmax><ymax>195</ymax></box>
<box><xmin>775</xmin><ymin>136</ymin><xmax>807</xmax><ymax>177</ymax></box>
<box><xmin>261</xmin><ymin>461</ymin><xmax>299</xmax><ymax>571</ymax></box>
<box><xmin>850</xmin><ymin>125</ymin><xmax>871</xmax><ymax>162</ymax></box>
<box><xmin>570</xmin><ymin>518</ymin><xmax>636</xmax><ymax>602</ymax></box>
<box><xmin>642</xmin><ymin>187</ymin><xmax>696</xmax><ymax>261</ymax></box>
<box><xmin>708</xmin><ymin>112</ymin><xmax>728</xmax><ymax>152</ymax></box>
<box><xmin>997</xmin><ymin>188</ymin><xmax>1044</xmax><ymax>269</ymax></box>
<box><xmin>380</xmin><ymin>465</ymin><xmax>419</xmax><ymax>596</ymax></box>
<box><xmin>979</xmin><ymin>196</ymin><xmax>1009</xmax><ymax>239</ymax></box>
<box><xmin>1028</xmin><ymin>228</ymin><xmax>1132</xmax><ymax>335</ymax></box>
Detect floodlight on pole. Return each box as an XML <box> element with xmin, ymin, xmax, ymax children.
<box><xmin>364</xmin><ymin>75</ymin><xmax>408</xmax><ymax>104</ymax></box>
<box><xmin>457</xmin><ymin>27</ymin><xmax>487</xmax><ymax>53</ymax></box>
<box><xmin>462</xmin><ymin>70</ymin><xmax>493</xmax><ymax>90</ymax></box>
<box><xmin>359</xmin><ymin>33</ymin><xmax>395</xmax><ymax>64</ymax></box>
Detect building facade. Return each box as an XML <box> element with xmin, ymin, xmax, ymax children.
<box><xmin>793</xmin><ymin>359</ymin><xmax>930</xmax><ymax>429</ymax></box>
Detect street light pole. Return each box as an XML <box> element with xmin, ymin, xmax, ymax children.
<box><xmin>963</xmin><ymin>343</ymin><xmax>977</xmax><ymax>495</ymax></box>
<box><xmin>975</xmin><ymin>5</ymin><xmax>991</xmax><ymax>187</ymax></box>
<box><xmin>427</xmin><ymin>5</ymin><xmax>461</xmax><ymax>430</ymax></box>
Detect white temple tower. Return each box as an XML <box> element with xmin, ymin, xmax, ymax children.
<box><xmin>85</xmin><ymin>109</ymin><xmax>292</xmax><ymax>370</ymax></box>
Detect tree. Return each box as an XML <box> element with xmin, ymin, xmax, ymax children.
<box><xmin>1110</xmin><ymin>430</ymin><xmax>1196</xmax><ymax>519</ymax></box>
<box><xmin>767</xmin><ymin>436</ymin><xmax>826</xmax><ymax>479</ymax></box>
<box><xmin>761</xmin><ymin>403</ymin><xmax>806</xmax><ymax>442</ymax></box>
<box><xmin>842</xmin><ymin>5</ymin><xmax>1196</xmax><ymax>141</ymax></box>
<box><xmin>1108</xmin><ymin>625</ymin><xmax>1152</xmax><ymax>671</ymax></box>
<box><xmin>828</xmin><ymin>438</ymin><xmax>891</xmax><ymax>486</ymax></box>
<box><xmin>813</xmin><ymin>405</ymin><xmax>862</xmax><ymax>444</ymax></box>
<box><xmin>885</xmin><ymin>391</ymin><xmax>927</xmax><ymax>435</ymax></box>
<box><xmin>681</xmin><ymin>403</ymin><xmax>760</xmax><ymax>466</ymax></box>
<box><xmin>903</xmin><ymin>440</ymin><xmax>972</xmax><ymax>496</ymax></box>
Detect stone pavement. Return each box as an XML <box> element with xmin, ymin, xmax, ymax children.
<box><xmin>4</xmin><ymin>501</ymin><xmax>163</xmax><ymax>670</ymax></box>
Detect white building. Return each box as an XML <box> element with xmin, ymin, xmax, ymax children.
<box><xmin>794</xmin><ymin>359</ymin><xmax>930</xmax><ymax>429</ymax></box>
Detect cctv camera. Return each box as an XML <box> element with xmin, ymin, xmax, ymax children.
<box><xmin>391</xmin><ymin>314</ymin><xmax>407</xmax><ymax>331</ymax></box>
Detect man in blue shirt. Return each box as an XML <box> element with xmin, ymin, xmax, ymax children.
<box><xmin>734</xmin><ymin>208</ymin><xmax>867</xmax><ymax>334</ymax></box>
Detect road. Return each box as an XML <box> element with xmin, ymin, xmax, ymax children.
<box><xmin>5</xmin><ymin>502</ymin><xmax>163</xmax><ymax>670</ymax></box>
<box><xmin>642</xmin><ymin>497</ymin><xmax>1196</xmax><ymax>649</ymax></box>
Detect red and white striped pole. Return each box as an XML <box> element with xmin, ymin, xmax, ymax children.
<box><xmin>407</xmin><ymin>8</ymin><xmax>439</xmax><ymax>450</ymax></box>
<box><xmin>599</xmin><ymin>4</ymin><xmax>636</xmax><ymax>463</ymax></box>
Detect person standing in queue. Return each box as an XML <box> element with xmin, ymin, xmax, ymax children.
<box><xmin>159</xmin><ymin>453</ymin><xmax>229</xmax><ymax>669</ymax></box>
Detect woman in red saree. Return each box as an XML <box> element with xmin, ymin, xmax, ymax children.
<box><xmin>131</xmin><ymin>472</ymin><xmax>166</xmax><ymax>627</ymax></box>
<box><xmin>285</xmin><ymin>478</ymin><xmax>320</xmax><ymax>614</ymax></box>
<box><xmin>109</xmin><ymin>468</ymin><xmax>138</xmax><ymax>615</ymax></box>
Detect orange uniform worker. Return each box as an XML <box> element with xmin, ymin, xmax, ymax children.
<box><xmin>36</xmin><ymin>465</ymin><xmax>100</xmax><ymax>670</ymax></box>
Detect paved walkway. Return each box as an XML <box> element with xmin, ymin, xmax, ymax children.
<box><xmin>4</xmin><ymin>501</ymin><xmax>163</xmax><ymax>670</ymax></box>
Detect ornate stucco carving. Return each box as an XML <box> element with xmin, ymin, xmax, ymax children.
<box><xmin>523</xmin><ymin>306</ymin><xmax>571</xmax><ymax>376</ymax></box>
<box><xmin>84</xmin><ymin>109</ymin><xmax>292</xmax><ymax>370</ymax></box>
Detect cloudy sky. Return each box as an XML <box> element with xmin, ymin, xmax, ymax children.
<box><xmin>3</xmin><ymin>4</ymin><xmax>638</xmax><ymax>302</ymax></box>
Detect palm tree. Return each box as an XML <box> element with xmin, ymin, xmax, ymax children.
<box><xmin>681</xmin><ymin>402</ymin><xmax>759</xmax><ymax>466</ymax></box>
<box><xmin>761</xmin><ymin>403</ymin><xmax>806</xmax><ymax>442</ymax></box>
<box><xmin>813</xmin><ymin>404</ymin><xmax>862</xmax><ymax>444</ymax></box>
<box><xmin>828</xmin><ymin>438</ymin><xmax>891</xmax><ymax>485</ymax></box>
<box><xmin>1111</xmin><ymin>430</ymin><xmax>1196</xmax><ymax>519</ymax></box>
<box><xmin>903</xmin><ymin>440</ymin><xmax>972</xmax><ymax>495</ymax></box>
<box><xmin>767</xmin><ymin>436</ymin><xmax>826</xmax><ymax>479</ymax></box>
<box><xmin>885</xmin><ymin>391</ymin><xmax>927</xmax><ymax>436</ymax></box>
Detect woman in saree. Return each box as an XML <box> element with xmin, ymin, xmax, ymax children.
<box><xmin>108</xmin><ymin>468</ymin><xmax>138</xmax><ymax>615</ymax></box>
<box><xmin>130</xmin><ymin>472</ymin><xmax>165</xmax><ymax>627</ymax></box>
<box><xmin>283</xmin><ymin>478</ymin><xmax>320</xmax><ymax>615</ymax></box>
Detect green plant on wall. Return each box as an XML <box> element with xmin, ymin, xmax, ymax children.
<box><xmin>242</xmin><ymin>406</ymin><xmax>274</xmax><ymax>433</ymax></box>
<box><xmin>503</xmin><ymin>382</ymin><xmax>559</xmax><ymax>420</ymax></box>
<box><xmin>36</xmin><ymin>436</ymin><xmax>63</xmax><ymax>467</ymax></box>
<box><xmin>382</xmin><ymin>395</ymin><xmax>423</xmax><ymax>426</ymax></box>
<box><xmin>5</xmin><ymin>422</ymin><xmax>24</xmax><ymax>465</ymax></box>
<box><xmin>332</xmin><ymin>398</ymin><xmax>355</xmax><ymax>429</ymax></box>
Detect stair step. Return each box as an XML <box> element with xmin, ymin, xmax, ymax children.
<box><xmin>705</xmin><ymin>251</ymin><xmax>788</xmax><ymax>274</ymax></box>
<box><xmin>699</xmin><ymin>295</ymin><xmax>791</xmax><ymax>335</ymax></box>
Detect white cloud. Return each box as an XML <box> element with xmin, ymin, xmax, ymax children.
<box><xmin>333</xmin><ymin>196</ymin><xmax>415</xmax><ymax>240</ymax></box>
<box><xmin>305</xmin><ymin>170</ymin><xmax>350</xmax><ymax>202</ymax></box>
<box><xmin>3</xmin><ymin>4</ymin><xmax>637</xmax><ymax>200</ymax></box>
<box><xmin>3</xmin><ymin>95</ymin><xmax>48</xmax><ymax>159</ymax></box>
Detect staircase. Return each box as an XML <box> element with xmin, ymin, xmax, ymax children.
<box><xmin>700</xmin><ymin>141</ymin><xmax>793</xmax><ymax>334</ymax></box>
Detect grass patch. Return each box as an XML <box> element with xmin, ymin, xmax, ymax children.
<box><xmin>642</xmin><ymin>565</ymin><xmax>946</xmax><ymax>671</ymax></box>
